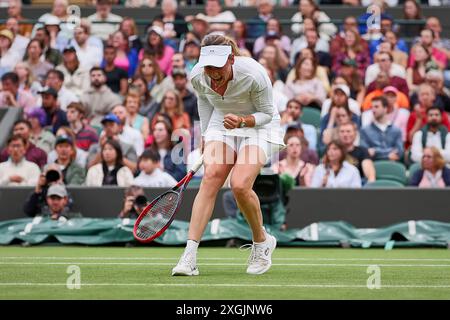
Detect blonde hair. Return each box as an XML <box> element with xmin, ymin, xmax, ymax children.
<box><xmin>201</xmin><ymin>34</ymin><xmax>241</xmax><ymax>56</ymax></box>
<box><xmin>423</xmin><ymin>146</ymin><xmax>446</xmax><ymax>171</ymax></box>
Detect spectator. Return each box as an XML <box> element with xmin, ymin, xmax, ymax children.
<box><xmin>187</xmin><ymin>15</ymin><xmax>210</xmax><ymax>42</ymax></box>
<box><xmin>284</xmin><ymin>57</ymin><xmax>327</xmax><ymax>109</ymax></box>
<box><xmin>45</xmin><ymin>69</ymin><xmax>79</xmax><ymax>112</ymax></box>
<box><xmin>280</xmin><ymin>98</ymin><xmax>317</xmax><ymax>151</ymax></box>
<box><xmin>410</xmin><ymin>70</ymin><xmax>450</xmax><ymax>114</ymax></box>
<box><xmin>338</xmin><ymin>122</ymin><xmax>376</xmax><ymax>184</ymax></box>
<box><xmin>14</xmin><ymin>62</ymin><xmax>40</xmax><ymax>95</ymax></box>
<box><xmin>129</xmin><ymin>76</ymin><xmax>160</xmax><ymax>121</ymax></box>
<box><xmin>194</xmin><ymin>0</ymin><xmax>236</xmax><ymax>33</ymax></box>
<box><xmin>80</xmin><ymin>67</ymin><xmax>122</xmax><ymax>127</ymax></box>
<box><xmin>71</xmin><ymin>24</ymin><xmax>103</xmax><ymax>71</ymax></box>
<box><xmin>246</xmin><ymin>0</ymin><xmax>274</xmax><ymax>39</ymax></box>
<box><xmin>330</xmin><ymin>16</ymin><xmax>369</xmax><ymax>56</ymax></box>
<box><xmin>321</xmin><ymin>82</ymin><xmax>361</xmax><ymax>117</ymax></box>
<box><xmin>0</xmin><ymin>135</ymin><xmax>41</xmax><ymax>186</ymax></box>
<box><xmin>409</xmin><ymin>146</ymin><xmax>450</xmax><ymax>187</ymax></box>
<box><xmin>271</xmin><ymin>135</ymin><xmax>315</xmax><ymax>187</ymax></box>
<box><xmin>5</xmin><ymin>17</ymin><xmax>30</xmax><ymax>59</ymax></box>
<box><xmin>253</xmin><ymin>18</ymin><xmax>291</xmax><ymax>58</ymax></box>
<box><xmin>152</xmin><ymin>89</ymin><xmax>191</xmax><ymax>131</ymax></box>
<box><xmin>5</xmin><ymin>0</ymin><xmax>33</xmax><ymax>37</ymax></box>
<box><xmin>86</xmin><ymin>0</ymin><xmax>123</xmax><ymax>42</ymax></box>
<box><xmin>38</xmin><ymin>86</ymin><xmax>69</xmax><ymax>134</ymax></box>
<box><xmin>410</xmin><ymin>106</ymin><xmax>450</xmax><ymax>164</ymax></box>
<box><xmin>34</xmin><ymin>27</ymin><xmax>62</xmax><ymax>67</ymax></box>
<box><xmin>365</xmin><ymin>51</ymin><xmax>406</xmax><ymax>86</ymax></box>
<box><xmin>0</xmin><ymin>72</ymin><xmax>37</xmax><ymax>114</ymax></box>
<box><xmin>109</xmin><ymin>30</ymin><xmax>139</xmax><ymax>78</ymax></box>
<box><xmin>408</xmin><ymin>29</ymin><xmax>447</xmax><ymax>70</ymax></box>
<box><xmin>362</xmin><ymin>86</ymin><xmax>410</xmax><ymax>142</ymax></box>
<box><xmin>230</xmin><ymin>20</ymin><xmax>251</xmax><ymax>55</ymax></box>
<box><xmin>335</xmin><ymin>60</ymin><xmax>366</xmax><ymax>105</ymax></box>
<box><xmin>150</xmin><ymin>119</ymin><xmax>186</xmax><ymax>181</ymax></box>
<box><xmin>401</xmin><ymin>0</ymin><xmax>424</xmax><ymax>39</ymax></box>
<box><xmin>27</xmin><ymin>107</ymin><xmax>56</xmax><ymax>154</ymax></box>
<box><xmin>407</xmin><ymin>44</ymin><xmax>439</xmax><ymax>94</ymax></box>
<box><xmin>425</xmin><ymin>16</ymin><xmax>450</xmax><ymax>57</ymax></box>
<box><xmin>87</xmin><ymin>113</ymin><xmax>138</xmax><ymax>173</ymax></box>
<box><xmin>360</xmin><ymin>96</ymin><xmax>404</xmax><ymax>161</ymax></box>
<box><xmin>290</xmin><ymin>27</ymin><xmax>330</xmax><ymax>67</ymax></box>
<box><xmin>136</xmin><ymin>56</ymin><xmax>166</xmax><ymax>103</ymax></box>
<box><xmin>0</xmin><ymin>26</ymin><xmax>22</xmax><ymax>74</ymax></box>
<box><xmin>140</xmin><ymin>26</ymin><xmax>175</xmax><ymax>76</ymax></box>
<box><xmin>120</xmin><ymin>17</ymin><xmax>143</xmax><ymax>53</ymax></box>
<box><xmin>259</xmin><ymin>44</ymin><xmax>289</xmax><ymax>82</ymax></box>
<box><xmin>66</xmin><ymin>102</ymin><xmax>99</xmax><ymax>152</ymax></box>
<box><xmin>383</xmin><ymin>32</ymin><xmax>408</xmax><ymax>69</ymax></box>
<box><xmin>182</xmin><ymin>39</ymin><xmax>201</xmax><ymax>73</ymax></box>
<box><xmin>310</xmin><ymin>140</ymin><xmax>361</xmax><ymax>188</ymax></box>
<box><xmin>118</xmin><ymin>185</ymin><xmax>148</xmax><ymax>219</ymax></box>
<box><xmin>124</xmin><ymin>91</ymin><xmax>150</xmax><ymax>141</ymax></box>
<box><xmin>43</xmin><ymin>184</ymin><xmax>81</xmax><ymax>221</ymax></box>
<box><xmin>48</xmin><ymin>135</ymin><xmax>86</xmax><ymax>185</ymax></box>
<box><xmin>156</xmin><ymin>0</ymin><xmax>189</xmax><ymax>39</ymax></box>
<box><xmin>291</xmin><ymin>0</ymin><xmax>337</xmax><ymax>38</ymax></box>
<box><xmin>111</xmin><ymin>105</ymin><xmax>145</xmax><ymax>157</ymax></box>
<box><xmin>172</xmin><ymin>68</ymin><xmax>199</xmax><ymax>126</ymax></box>
<box><xmin>86</xmin><ymin>139</ymin><xmax>134</xmax><ymax>187</ymax></box>
<box><xmin>264</xmin><ymin>64</ymin><xmax>289</xmax><ymax>114</ymax></box>
<box><xmin>56</xmin><ymin>46</ymin><xmax>90</xmax><ymax>98</ymax></box>
<box><xmin>332</xmin><ymin>29</ymin><xmax>370</xmax><ymax>80</ymax></box>
<box><xmin>0</xmin><ymin>120</ymin><xmax>47</xmax><ymax>168</ymax></box>
<box><xmin>23</xmin><ymin>39</ymin><xmax>53</xmax><ymax>83</ymax></box>
<box><xmin>279</xmin><ymin>125</ymin><xmax>320</xmax><ymax>165</ymax></box>
<box><xmin>102</xmin><ymin>45</ymin><xmax>128</xmax><ymax>96</ymax></box>
<box><xmin>47</xmin><ymin>126</ymin><xmax>88</xmax><ymax>169</ymax></box>
<box><xmin>133</xmin><ymin>148</ymin><xmax>177</xmax><ymax>187</ymax></box>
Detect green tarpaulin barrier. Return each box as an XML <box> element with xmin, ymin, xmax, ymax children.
<box><xmin>1</xmin><ymin>217</ymin><xmax>450</xmax><ymax>248</ymax></box>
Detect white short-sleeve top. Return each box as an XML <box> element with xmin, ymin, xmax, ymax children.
<box><xmin>190</xmin><ymin>56</ymin><xmax>285</xmax><ymax>146</ymax></box>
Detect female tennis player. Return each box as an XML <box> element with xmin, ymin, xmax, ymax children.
<box><xmin>172</xmin><ymin>34</ymin><xmax>285</xmax><ymax>276</ymax></box>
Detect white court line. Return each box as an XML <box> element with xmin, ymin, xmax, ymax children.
<box><xmin>0</xmin><ymin>262</ymin><xmax>449</xmax><ymax>267</ymax></box>
<box><xmin>0</xmin><ymin>283</ymin><xmax>450</xmax><ymax>289</ymax></box>
<box><xmin>2</xmin><ymin>256</ymin><xmax>450</xmax><ymax>262</ymax></box>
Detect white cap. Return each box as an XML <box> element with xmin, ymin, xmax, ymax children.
<box><xmin>148</xmin><ymin>25</ymin><xmax>164</xmax><ymax>38</ymax></box>
<box><xmin>333</xmin><ymin>84</ymin><xmax>350</xmax><ymax>97</ymax></box>
<box><xmin>197</xmin><ymin>45</ymin><xmax>232</xmax><ymax>68</ymax></box>
<box><xmin>45</xmin><ymin>15</ymin><xmax>61</xmax><ymax>26</ymax></box>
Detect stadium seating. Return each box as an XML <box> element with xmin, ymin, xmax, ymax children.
<box><xmin>300</xmin><ymin>107</ymin><xmax>321</xmax><ymax>129</ymax></box>
<box><xmin>364</xmin><ymin>180</ymin><xmax>405</xmax><ymax>188</ymax></box>
<box><xmin>408</xmin><ymin>162</ymin><xmax>422</xmax><ymax>184</ymax></box>
<box><xmin>374</xmin><ymin>161</ymin><xmax>408</xmax><ymax>185</ymax></box>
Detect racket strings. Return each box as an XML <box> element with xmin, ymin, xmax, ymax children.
<box><xmin>135</xmin><ymin>191</ymin><xmax>180</xmax><ymax>240</ymax></box>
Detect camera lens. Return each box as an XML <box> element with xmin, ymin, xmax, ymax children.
<box><xmin>45</xmin><ymin>170</ymin><xmax>60</xmax><ymax>183</ymax></box>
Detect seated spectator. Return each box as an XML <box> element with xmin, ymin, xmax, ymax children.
<box><xmin>332</xmin><ymin>29</ymin><xmax>370</xmax><ymax>80</ymax></box>
<box><xmin>109</xmin><ymin>30</ymin><xmax>139</xmax><ymax>78</ymax></box>
<box><xmin>263</xmin><ymin>64</ymin><xmax>289</xmax><ymax>114</ymax></box>
<box><xmin>44</xmin><ymin>69</ymin><xmax>79</xmax><ymax>112</ymax></box>
<box><xmin>86</xmin><ymin>0</ymin><xmax>123</xmax><ymax>42</ymax></box>
<box><xmin>365</xmin><ymin>51</ymin><xmax>406</xmax><ymax>87</ymax></box>
<box><xmin>407</xmin><ymin>83</ymin><xmax>450</xmax><ymax>145</ymax></box>
<box><xmin>231</xmin><ymin>20</ymin><xmax>253</xmax><ymax>55</ymax></box>
<box><xmin>409</xmin><ymin>146</ymin><xmax>450</xmax><ymax>187</ymax></box>
<box><xmin>102</xmin><ymin>45</ymin><xmax>128</xmax><ymax>96</ymax></box>
<box><xmin>362</xmin><ymin>71</ymin><xmax>410</xmax><ymax>112</ymax></box>
<box><xmin>290</xmin><ymin>0</ymin><xmax>337</xmax><ymax>38</ymax></box>
<box><xmin>383</xmin><ymin>33</ymin><xmax>408</xmax><ymax>69</ymax></box>
<box><xmin>86</xmin><ymin>139</ymin><xmax>134</xmax><ymax>187</ymax></box>
<box><xmin>194</xmin><ymin>0</ymin><xmax>236</xmax><ymax>33</ymax></box>
<box><xmin>125</xmin><ymin>91</ymin><xmax>150</xmax><ymax>141</ymax></box>
<box><xmin>277</xmin><ymin>125</ymin><xmax>319</xmax><ymax>166</ymax></box>
<box><xmin>182</xmin><ymin>38</ymin><xmax>201</xmax><ymax>73</ymax></box>
<box><xmin>360</xmin><ymin>96</ymin><xmax>404</xmax><ymax>161</ymax></box>
<box><xmin>290</xmin><ymin>27</ymin><xmax>331</xmax><ymax>68</ymax></box>
<box><xmin>119</xmin><ymin>17</ymin><xmax>143</xmax><ymax>54</ymax></box>
<box><xmin>3</xmin><ymin>17</ymin><xmax>28</xmax><ymax>59</ymax></box>
<box><xmin>67</xmin><ymin>102</ymin><xmax>99</xmax><ymax>152</ymax></box>
<box><xmin>43</xmin><ymin>184</ymin><xmax>81</xmax><ymax>221</ymax></box>
<box><xmin>129</xmin><ymin>76</ymin><xmax>161</xmax><ymax>120</ymax></box>
<box><xmin>280</xmin><ymin>98</ymin><xmax>317</xmax><ymax>150</ymax></box>
<box><xmin>5</xmin><ymin>0</ymin><xmax>33</xmax><ymax>38</ymax></box>
<box><xmin>0</xmin><ymin>135</ymin><xmax>41</xmax><ymax>186</ymax></box>
<box><xmin>401</xmin><ymin>0</ymin><xmax>424</xmax><ymax>39</ymax></box>
<box><xmin>112</xmin><ymin>106</ymin><xmax>145</xmax><ymax>157</ymax></box>
<box><xmin>408</xmin><ymin>29</ymin><xmax>447</xmax><ymax>71</ymax></box>
<box><xmin>362</xmin><ymin>86</ymin><xmax>410</xmax><ymax>142</ymax></box>
<box><xmin>284</xmin><ymin>57</ymin><xmax>327</xmax><ymax>110</ymax></box>
<box><xmin>133</xmin><ymin>148</ymin><xmax>177</xmax><ymax>187</ymax></box>
<box><xmin>23</xmin><ymin>39</ymin><xmax>53</xmax><ymax>83</ymax></box>
<box><xmin>27</xmin><ymin>107</ymin><xmax>56</xmax><ymax>154</ymax></box>
<box><xmin>246</xmin><ymin>0</ymin><xmax>274</xmax><ymax>39</ymax></box>
<box><xmin>14</xmin><ymin>62</ymin><xmax>41</xmax><ymax>96</ymax></box>
<box><xmin>0</xmin><ymin>120</ymin><xmax>47</xmax><ymax>169</ymax></box>
<box><xmin>0</xmin><ymin>72</ymin><xmax>37</xmax><ymax>114</ymax></box>
<box><xmin>118</xmin><ymin>185</ymin><xmax>148</xmax><ymax>219</ymax></box>
<box><xmin>38</xmin><ymin>86</ymin><xmax>69</xmax><ymax>134</ymax></box>
<box><xmin>56</xmin><ymin>47</ymin><xmax>90</xmax><ymax>98</ymax></box>
<box><xmin>80</xmin><ymin>67</ymin><xmax>122</xmax><ymax>127</ymax></box>
<box><xmin>172</xmin><ymin>68</ymin><xmax>199</xmax><ymax>126</ymax></box>
<box><xmin>410</xmin><ymin>70</ymin><xmax>450</xmax><ymax>114</ymax></box>
<box><xmin>0</xmin><ymin>29</ymin><xmax>22</xmax><ymax>75</ymax></box>
<box><xmin>47</xmin><ymin>135</ymin><xmax>86</xmax><ymax>185</ymax></box>
<box><xmin>310</xmin><ymin>140</ymin><xmax>361</xmax><ymax>188</ymax></box>
<box><xmin>259</xmin><ymin>44</ymin><xmax>289</xmax><ymax>82</ymax></box>
<box><xmin>47</xmin><ymin>126</ymin><xmax>88</xmax><ymax>169</ymax></box>
<box><xmin>338</xmin><ymin>122</ymin><xmax>376</xmax><ymax>184</ymax></box>
<box><xmin>71</xmin><ymin>24</ymin><xmax>103</xmax><ymax>71</ymax></box>
<box><xmin>33</xmin><ymin>27</ymin><xmax>63</xmax><ymax>67</ymax></box>
<box><xmin>330</xmin><ymin>16</ymin><xmax>369</xmax><ymax>57</ymax></box>
<box><xmin>186</xmin><ymin>15</ymin><xmax>210</xmax><ymax>44</ymax></box>
<box><xmin>139</xmin><ymin>26</ymin><xmax>174</xmax><ymax>76</ymax></box>
<box><xmin>156</xmin><ymin>0</ymin><xmax>188</xmax><ymax>39</ymax></box>
<box><xmin>410</xmin><ymin>106</ymin><xmax>450</xmax><ymax>164</ymax></box>
<box><xmin>253</xmin><ymin>18</ymin><xmax>291</xmax><ymax>58</ymax></box>
<box><xmin>335</xmin><ymin>60</ymin><xmax>366</xmax><ymax>105</ymax></box>
<box><xmin>152</xmin><ymin>90</ymin><xmax>191</xmax><ymax>131</ymax></box>
<box><xmin>271</xmin><ymin>135</ymin><xmax>315</xmax><ymax>187</ymax></box>
<box><xmin>135</xmin><ymin>56</ymin><xmax>166</xmax><ymax>103</ymax></box>
<box><xmin>321</xmin><ymin>82</ymin><xmax>361</xmax><ymax>117</ymax></box>
<box><xmin>407</xmin><ymin>44</ymin><xmax>440</xmax><ymax>94</ymax></box>
<box><xmin>150</xmin><ymin>119</ymin><xmax>186</xmax><ymax>181</ymax></box>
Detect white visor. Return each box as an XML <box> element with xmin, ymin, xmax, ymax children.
<box><xmin>197</xmin><ymin>45</ymin><xmax>232</xmax><ymax>68</ymax></box>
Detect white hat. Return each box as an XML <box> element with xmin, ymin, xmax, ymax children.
<box><xmin>333</xmin><ymin>84</ymin><xmax>350</xmax><ymax>97</ymax></box>
<box><xmin>45</xmin><ymin>15</ymin><xmax>61</xmax><ymax>26</ymax></box>
<box><xmin>148</xmin><ymin>25</ymin><xmax>164</xmax><ymax>38</ymax></box>
<box><xmin>196</xmin><ymin>45</ymin><xmax>232</xmax><ymax>68</ymax></box>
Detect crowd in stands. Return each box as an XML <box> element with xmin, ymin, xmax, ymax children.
<box><xmin>1</xmin><ymin>0</ymin><xmax>450</xmax><ymax>220</ymax></box>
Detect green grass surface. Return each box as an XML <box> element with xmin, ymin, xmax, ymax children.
<box><xmin>0</xmin><ymin>246</ymin><xmax>450</xmax><ymax>299</ymax></box>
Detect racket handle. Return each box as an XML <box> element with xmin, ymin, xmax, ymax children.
<box><xmin>190</xmin><ymin>154</ymin><xmax>204</xmax><ymax>174</ymax></box>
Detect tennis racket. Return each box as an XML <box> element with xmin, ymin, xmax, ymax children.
<box><xmin>133</xmin><ymin>154</ymin><xmax>204</xmax><ymax>243</ymax></box>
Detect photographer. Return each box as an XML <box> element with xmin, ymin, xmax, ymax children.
<box><xmin>23</xmin><ymin>165</ymin><xmax>73</xmax><ymax>217</ymax></box>
<box><xmin>119</xmin><ymin>185</ymin><xmax>148</xmax><ymax>219</ymax></box>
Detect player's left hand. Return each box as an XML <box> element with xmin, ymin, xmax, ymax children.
<box><xmin>223</xmin><ymin>114</ymin><xmax>241</xmax><ymax>129</ymax></box>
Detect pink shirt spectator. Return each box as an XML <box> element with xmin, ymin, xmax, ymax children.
<box><xmin>114</xmin><ymin>56</ymin><xmax>130</xmax><ymax>73</ymax></box>
<box><xmin>408</xmin><ymin>47</ymin><xmax>447</xmax><ymax>69</ymax></box>
<box><xmin>138</xmin><ymin>45</ymin><xmax>175</xmax><ymax>76</ymax></box>
<box><xmin>283</xmin><ymin>78</ymin><xmax>327</xmax><ymax>104</ymax></box>
<box><xmin>0</xmin><ymin>89</ymin><xmax>37</xmax><ymax>114</ymax></box>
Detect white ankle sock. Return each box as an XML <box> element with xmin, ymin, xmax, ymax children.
<box><xmin>186</xmin><ymin>239</ymin><xmax>199</xmax><ymax>252</ymax></box>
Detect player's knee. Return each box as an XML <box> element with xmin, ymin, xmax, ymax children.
<box><xmin>231</xmin><ymin>180</ymin><xmax>250</xmax><ymax>198</ymax></box>
<box><xmin>201</xmin><ymin>169</ymin><xmax>225</xmax><ymax>191</ymax></box>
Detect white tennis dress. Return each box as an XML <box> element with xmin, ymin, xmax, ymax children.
<box><xmin>190</xmin><ymin>56</ymin><xmax>285</xmax><ymax>159</ymax></box>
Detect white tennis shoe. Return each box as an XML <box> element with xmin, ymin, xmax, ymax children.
<box><xmin>245</xmin><ymin>232</ymin><xmax>277</xmax><ymax>275</ymax></box>
<box><xmin>171</xmin><ymin>249</ymin><xmax>199</xmax><ymax>276</ymax></box>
